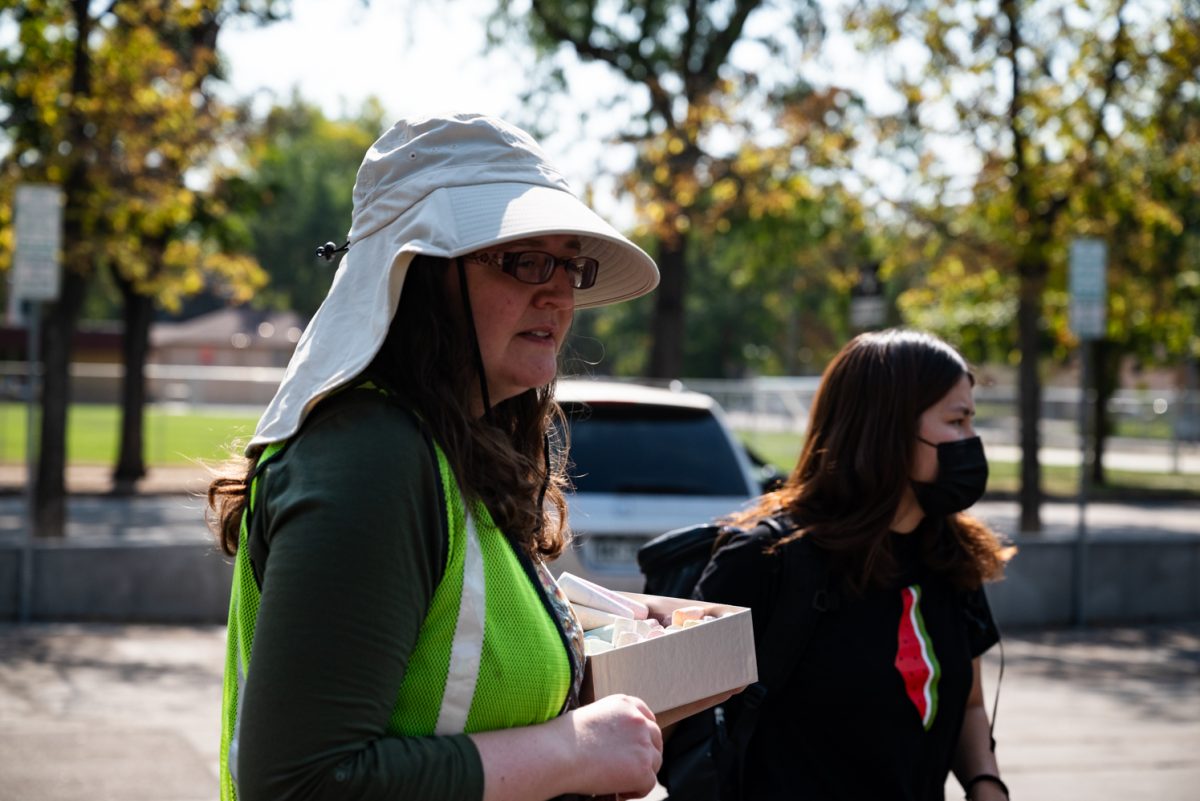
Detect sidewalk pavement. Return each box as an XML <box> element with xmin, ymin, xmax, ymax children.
<box><xmin>0</xmin><ymin>622</ymin><xmax>1196</xmax><ymax>801</ymax></box>
<box><xmin>985</xmin><ymin>442</ymin><xmax>1200</xmax><ymax>475</ymax></box>
<box><xmin>0</xmin><ymin>464</ymin><xmax>213</xmax><ymax>497</ymax></box>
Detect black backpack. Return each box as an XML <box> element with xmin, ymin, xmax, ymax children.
<box><xmin>637</xmin><ymin>521</ymin><xmax>738</xmax><ymax>599</ymax></box>
<box><xmin>637</xmin><ymin>517</ymin><xmax>834</xmax><ymax>801</ymax></box>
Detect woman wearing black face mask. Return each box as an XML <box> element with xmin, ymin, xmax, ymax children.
<box><xmin>668</xmin><ymin>329</ymin><xmax>1015</xmax><ymax>801</ymax></box>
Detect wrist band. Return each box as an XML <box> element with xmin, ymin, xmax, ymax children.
<box><xmin>964</xmin><ymin>773</ymin><xmax>1009</xmax><ymax>799</ymax></box>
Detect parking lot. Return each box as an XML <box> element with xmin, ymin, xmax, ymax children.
<box><xmin>0</xmin><ymin>621</ymin><xmax>1197</xmax><ymax>801</ymax></box>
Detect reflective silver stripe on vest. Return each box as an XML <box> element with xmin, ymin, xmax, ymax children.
<box><xmin>229</xmin><ymin>657</ymin><xmax>246</xmax><ymax>788</ymax></box>
<box><xmin>228</xmin><ymin>590</ymin><xmax>246</xmax><ymax>791</ymax></box>
<box><xmin>434</xmin><ymin>509</ymin><xmax>487</xmax><ymax>734</ymax></box>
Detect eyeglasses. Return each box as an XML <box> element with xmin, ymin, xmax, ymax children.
<box><xmin>466</xmin><ymin>250</ymin><xmax>600</xmax><ymax>290</ymax></box>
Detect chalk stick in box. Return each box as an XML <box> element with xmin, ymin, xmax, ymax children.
<box><xmin>558</xmin><ymin>572</ymin><xmax>650</xmax><ymax>620</ymax></box>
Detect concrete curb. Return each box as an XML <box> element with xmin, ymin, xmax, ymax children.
<box><xmin>0</xmin><ymin>541</ymin><xmax>232</xmax><ymax>623</ymax></box>
<box><xmin>991</xmin><ymin>535</ymin><xmax>1200</xmax><ymax>626</ymax></box>
<box><xmin>2</xmin><ymin>535</ymin><xmax>1197</xmax><ymax>626</ymax></box>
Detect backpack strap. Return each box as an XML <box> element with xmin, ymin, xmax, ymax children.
<box><xmin>756</xmin><ymin>523</ymin><xmax>833</xmax><ymax>692</ymax></box>
<box><xmin>723</xmin><ymin>516</ymin><xmax>833</xmax><ymax>790</ymax></box>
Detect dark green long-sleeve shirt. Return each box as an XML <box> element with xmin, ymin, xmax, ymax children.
<box><xmin>234</xmin><ymin>389</ymin><xmax>486</xmax><ymax>801</ymax></box>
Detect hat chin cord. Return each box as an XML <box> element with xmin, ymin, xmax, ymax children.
<box><xmin>455</xmin><ymin>256</ymin><xmax>551</xmax><ymax>541</ymax></box>
<box><xmin>455</xmin><ymin>257</ymin><xmax>493</xmax><ymax>419</ymax></box>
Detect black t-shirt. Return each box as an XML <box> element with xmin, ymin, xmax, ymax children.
<box><xmin>695</xmin><ymin>519</ymin><xmax>999</xmax><ymax>801</ymax></box>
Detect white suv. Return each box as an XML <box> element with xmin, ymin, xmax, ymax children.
<box><xmin>551</xmin><ymin>379</ymin><xmax>762</xmax><ymax>592</ymax></box>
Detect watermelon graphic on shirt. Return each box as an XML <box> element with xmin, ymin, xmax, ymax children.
<box><xmin>895</xmin><ymin>584</ymin><xmax>941</xmax><ymax>730</ymax></box>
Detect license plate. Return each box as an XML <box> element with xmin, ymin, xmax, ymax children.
<box><xmin>583</xmin><ymin>536</ymin><xmax>645</xmax><ymax>570</ymax></box>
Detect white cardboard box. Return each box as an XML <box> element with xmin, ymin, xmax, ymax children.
<box><xmin>579</xmin><ymin>592</ymin><xmax>758</xmax><ymax>715</ymax></box>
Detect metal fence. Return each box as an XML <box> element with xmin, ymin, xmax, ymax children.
<box><xmin>2</xmin><ymin>361</ymin><xmax>1198</xmax><ymax>450</ymax></box>
<box><xmin>0</xmin><ymin>361</ymin><xmax>286</xmax><ymax>408</ymax></box>
<box><xmin>683</xmin><ymin>376</ymin><xmax>1200</xmax><ymax>448</ymax></box>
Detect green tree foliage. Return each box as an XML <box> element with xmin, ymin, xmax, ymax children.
<box><xmin>489</xmin><ymin>0</ymin><xmax>829</xmax><ymax>379</ymax></box>
<box><xmin>678</xmin><ymin>96</ymin><xmax>876</xmax><ymax>377</ymax></box>
<box><xmin>885</xmin><ymin>1</ymin><xmax>1200</xmax><ymax>367</ymax></box>
<box><xmin>847</xmin><ymin>0</ymin><xmax>1200</xmax><ymax>526</ymax></box>
<box><xmin>0</xmin><ymin>0</ymin><xmax>279</xmax><ymax>526</ymax></box>
<box><xmin>214</xmin><ymin>94</ymin><xmax>385</xmax><ymax>318</ymax></box>
<box><xmin>571</xmin><ymin>96</ymin><xmax>877</xmax><ymax>378</ymax></box>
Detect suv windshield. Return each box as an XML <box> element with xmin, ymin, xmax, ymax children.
<box><xmin>561</xmin><ymin>401</ymin><xmax>749</xmax><ymax>496</ymax></box>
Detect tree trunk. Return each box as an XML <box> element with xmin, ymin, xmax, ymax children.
<box><xmin>1016</xmin><ymin>269</ymin><xmax>1043</xmax><ymax>533</ymax></box>
<box><xmin>646</xmin><ymin>234</ymin><xmax>688</xmax><ymax>380</ymax></box>
<box><xmin>33</xmin><ymin>0</ymin><xmax>93</xmax><ymax>538</ymax></box>
<box><xmin>1002</xmin><ymin>0</ymin><xmax>1044</xmax><ymax>533</ymax></box>
<box><xmin>34</xmin><ymin>269</ymin><xmax>87</xmax><ymax>538</ymax></box>
<box><xmin>783</xmin><ymin>288</ymin><xmax>799</xmax><ymax>376</ymax></box>
<box><xmin>112</xmin><ymin>268</ymin><xmax>153</xmax><ymax>494</ymax></box>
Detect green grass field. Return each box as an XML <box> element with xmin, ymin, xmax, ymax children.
<box><xmin>0</xmin><ymin>402</ymin><xmax>259</xmax><ymax>465</ymax></box>
<box><xmin>737</xmin><ymin>429</ymin><xmax>1199</xmax><ymax>499</ymax></box>
<box><xmin>1</xmin><ymin>402</ymin><xmax>1195</xmax><ymax>498</ymax></box>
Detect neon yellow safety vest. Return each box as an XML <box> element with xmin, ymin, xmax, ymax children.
<box><xmin>219</xmin><ymin>418</ymin><xmax>573</xmax><ymax>801</ymax></box>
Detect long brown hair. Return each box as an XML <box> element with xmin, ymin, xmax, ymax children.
<box><xmin>728</xmin><ymin>328</ymin><xmax>1012</xmax><ymax>593</ymax></box>
<box><xmin>207</xmin><ymin>254</ymin><xmax>571</xmax><ymax>560</ymax></box>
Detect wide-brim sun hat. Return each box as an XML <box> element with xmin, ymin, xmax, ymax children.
<box><xmin>249</xmin><ymin>112</ymin><xmax>659</xmax><ymax>449</ymax></box>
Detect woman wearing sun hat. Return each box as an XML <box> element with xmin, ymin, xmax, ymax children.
<box><xmin>208</xmin><ymin>113</ymin><xmax>663</xmax><ymax>801</ymax></box>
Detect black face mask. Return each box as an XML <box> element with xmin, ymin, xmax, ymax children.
<box><xmin>912</xmin><ymin>436</ymin><xmax>989</xmax><ymax>517</ymax></box>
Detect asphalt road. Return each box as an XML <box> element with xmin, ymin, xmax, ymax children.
<box><xmin>0</xmin><ymin>622</ymin><xmax>1195</xmax><ymax>801</ymax></box>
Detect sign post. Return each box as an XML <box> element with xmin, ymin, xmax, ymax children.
<box><xmin>12</xmin><ymin>184</ymin><xmax>64</xmax><ymax>623</ymax></box>
<box><xmin>849</xmin><ymin>262</ymin><xmax>886</xmax><ymax>331</ymax></box>
<box><xmin>1068</xmin><ymin>237</ymin><xmax>1107</xmax><ymax>628</ymax></box>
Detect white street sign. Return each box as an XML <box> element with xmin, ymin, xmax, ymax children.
<box><xmin>1069</xmin><ymin>238</ymin><xmax>1107</xmax><ymax>340</ymax></box>
<box><xmin>12</xmin><ymin>184</ymin><xmax>64</xmax><ymax>302</ymax></box>
<box><xmin>850</xmin><ymin>296</ymin><xmax>886</xmax><ymax>329</ymax></box>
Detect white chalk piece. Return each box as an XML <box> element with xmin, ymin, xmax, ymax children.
<box><xmin>572</xmin><ymin>603</ymin><xmax>623</xmax><ymax>631</ymax></box>
<box><xmin>558</xmin><ymin>572</ymin><xmax>650</xmax><ymax>620</ymax></box>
